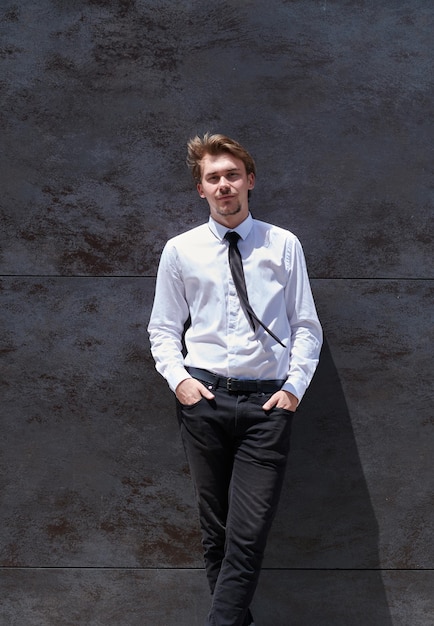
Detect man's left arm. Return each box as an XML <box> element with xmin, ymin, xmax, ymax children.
<box><xmin>262</xmin><ymin>236</ymin><xmax>322</xmax><ymax>413</ymax></box>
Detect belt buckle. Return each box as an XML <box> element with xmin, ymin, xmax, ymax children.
<box><xmin>226</xmin><ymin>377</ymin><xmax>237</xmax><ymax>391</ymax></box>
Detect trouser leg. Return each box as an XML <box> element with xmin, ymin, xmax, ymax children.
<box><xmin>178</xmin><ymin>389</ymin><xmax>293</xmax><ymax>626</ymax></box>
<box><xmin>208</xmin><ymin>391</ymin><xmax>292</xmax><ymax>626</ymax></box>
<box><xmin>177</xmin><ymin>392</ymin><xmax>234</xmax><ymax>594</ymax></box>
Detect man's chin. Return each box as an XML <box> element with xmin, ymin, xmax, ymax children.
<box><xmin>216</xmin><ymin>204</ymin><xmax>242</xmax><ymax>216</ymax></box>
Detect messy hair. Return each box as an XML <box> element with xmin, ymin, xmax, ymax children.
<box><xmin>186</xmin><ymin>132</ymin><xmax>256</xmax><ymax>183</ymax></box>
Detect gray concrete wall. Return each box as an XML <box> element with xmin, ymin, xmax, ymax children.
<box><xmin>1</xmin><ymin>1</ymin><xmax>432</xmax><ymax>624</ymax></box>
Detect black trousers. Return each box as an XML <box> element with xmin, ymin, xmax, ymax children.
<box><xmin>177</xmin><ymin>384</ymin><xmax>293</xmax><ymax>626</ymax></box>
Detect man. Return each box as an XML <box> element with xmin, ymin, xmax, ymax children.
<box><xmin>148</xmin><ymin>133</ymin><xmax>322</xmax><ymax>626</ymax></box>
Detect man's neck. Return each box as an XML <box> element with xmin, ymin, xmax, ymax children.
<box><xmin>211</xmin><ymin>211</ymin><xmax>250</xmax><ymax>230</ymax></box>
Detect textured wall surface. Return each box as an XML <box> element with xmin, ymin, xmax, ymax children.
<box><xmin>1</xmin><ymin>1</ymin><xmax>433</xmax><ymax>624</ymax></box>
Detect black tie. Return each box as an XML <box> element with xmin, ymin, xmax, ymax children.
<box><xmin>224</xmin><ymin>231</ymin><xmax>286</xmax><ymax>348</ymax></box>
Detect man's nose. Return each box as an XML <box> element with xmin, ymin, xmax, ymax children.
<box><xmin>218</xmin><ymin>176</ymin><xmax>230</xmax><ymax>187</ymax></box>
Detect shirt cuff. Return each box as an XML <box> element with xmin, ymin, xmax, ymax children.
<box><xmin>167</xmin><ymin>368</ymin><xmax>192</xmax><ymax>394</ymax></box>
<box><xmin>281</xmin><ymin>381</ymin><xmax>304</xmax><ymax>404</ymax></box>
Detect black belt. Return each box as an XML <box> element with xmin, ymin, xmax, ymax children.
<box><xmin>186</xmin><ymin>367</ymin><xmax>285</xmax><ymax>393</ymax></box>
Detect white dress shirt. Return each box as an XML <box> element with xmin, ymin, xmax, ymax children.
<box><xmin>148</xmin><ymin>213</ymin><xmax>322</xmax><ymax>401</ymax></box>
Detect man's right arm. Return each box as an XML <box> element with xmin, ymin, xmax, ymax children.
<box><xmin>148</xmin><ymin>242</ymin><xmax>215</xmax><ymax>405</ymax></box>
<box><xmin>148</xmin><ymin>242</ymin><xmax>193</xmax><ymax>393</ymax></box>
<box><xmin>148</xmin><ymin>242</ymin><xmax>214</xmax><ymax>405</ymax></box>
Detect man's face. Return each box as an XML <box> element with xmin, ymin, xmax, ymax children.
<box><xmin>197</xmin><ymin>152</ymin><xmax>255</xmax><ymax>227</ymax></box>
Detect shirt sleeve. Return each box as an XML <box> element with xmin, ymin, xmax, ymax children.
<box><xmin>147</xmin><ymin>241</ymin><xmax>192</xmax><ymax>393</ymax></box>
<box><xmin>281</xmin><ymin>236</ymin><xmax>323</xmax><ymax>402</ymax></box>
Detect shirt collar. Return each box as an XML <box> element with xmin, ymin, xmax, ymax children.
<box><xmin>208</xmin><ymin>213</ymin><xmax>253</xmax><ymax>242</ymax></box>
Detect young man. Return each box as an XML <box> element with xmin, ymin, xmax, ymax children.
<box><xmin>148</xmin><ymin>133</ymin><xmax>322</xmax><ymax>626</ymax></box>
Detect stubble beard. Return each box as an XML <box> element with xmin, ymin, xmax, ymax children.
<box><xmin>216</xmin><ymin>202</ymin><xmax>242</xmax><ymax>217</ymax></box>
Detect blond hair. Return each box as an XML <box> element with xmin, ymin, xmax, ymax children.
<box><xmin>186</xmin><ymin>133</ymin><xmax>256</xmax><ymax>183</ymax></box>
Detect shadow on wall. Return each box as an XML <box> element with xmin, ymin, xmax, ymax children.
<box><xmin>262</xmin><ymin>337</ymin><xmax>393</xmax><ymax>625</ymax></box>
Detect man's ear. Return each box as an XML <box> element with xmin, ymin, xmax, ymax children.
<box><xmin>197</xmin><ymin>182</ymin><xmax>205</xmax><ymax>198</ymax></box>
<box><xmin>247</xmin><ymin>173</ymin><xmax>255</xmax><ymax>190</ymax></box>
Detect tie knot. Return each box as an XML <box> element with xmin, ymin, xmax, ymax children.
<box><xmin>225</xmin><ymin>231</ymin><xmax>240</xmax><ymax>245</ymax></box>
